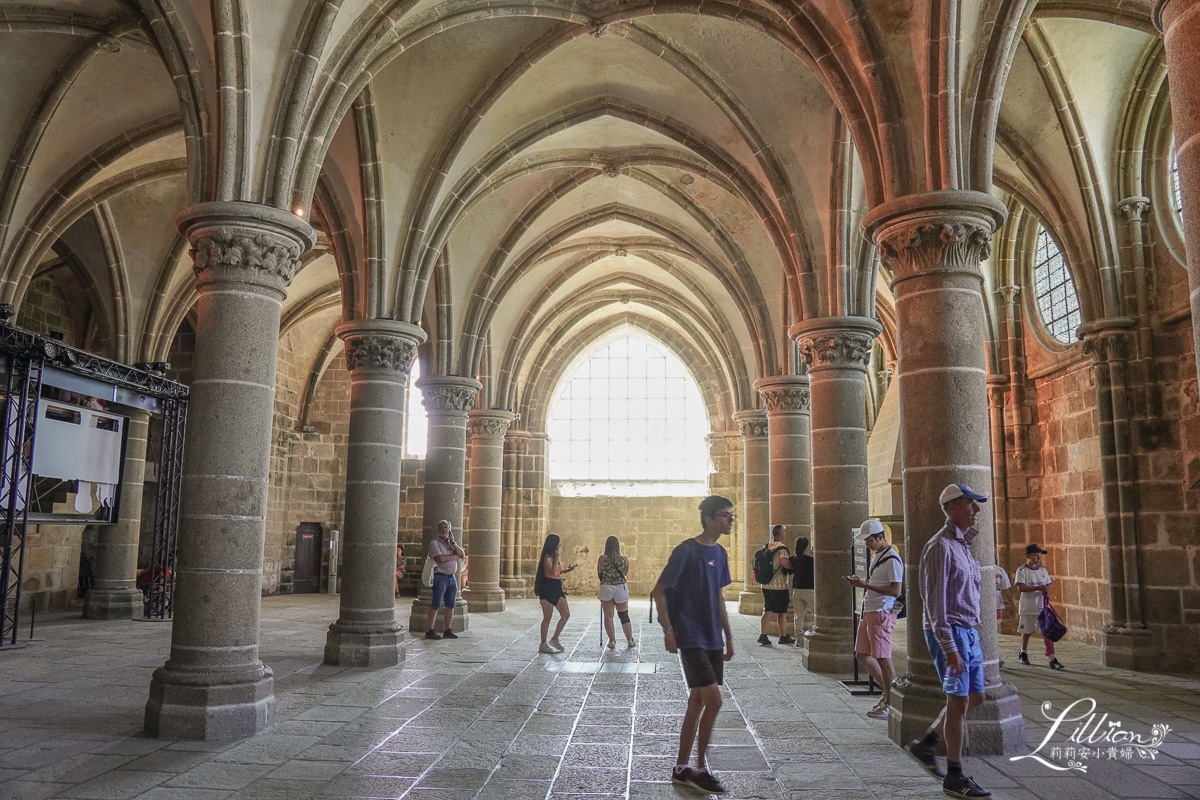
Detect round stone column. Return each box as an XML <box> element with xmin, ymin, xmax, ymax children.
<box><xmin>324</xmin><ymin>320</ymin><xmax>426</xmax><ymax>667</ymax></box>
<box><xmin>83</xmin><ymin>410</ymin><xmax>150</xmax><ymax>620</ymax></box>
<box><xmin>145</xmin><ymin>201</ymin><xmax>314</xmax><ymax>739</ymax></box>
<box><xmin>863</xmin><ymin>190</ymin><xmax>1023</xmax><ymax>755</ymax></box>
<box><xmin>1154</xmin><ymin>0</ymin><xmax>1200</xmax><ymax>395</ymax></box>
<box><xmin>407</xmin><ymin>375</ymin><xmax>480</xmax><ymax>633</ymax></box>
<box><xmin>733</xmin><ymin>409</ymin><xmax>769</xmax><ymax>616</ymax></box>
<box><xmin>462</xmin><ymin>409</ymin><xmax>515</xmax><ymax>612</ymax></box>
<box><xmin>791</xmin><ymin>316</ymin><xmax>881</xmax><ymax>675</ymax></box>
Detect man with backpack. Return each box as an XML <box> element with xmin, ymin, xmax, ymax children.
<box><xmin>755</xmin><ymin>524</ymin><xmax>794</xmax><ymax>646</ymax></box>
<box><xmin>845</xmin><ymin>518</ymin><xmax>903</xmax><ymax>719</ymax></box>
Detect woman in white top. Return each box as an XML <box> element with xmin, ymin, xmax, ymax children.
<box><xmin>596</xmin><ymin>536</ymin><xmax>635</xmax><ymax>649</ymax></box>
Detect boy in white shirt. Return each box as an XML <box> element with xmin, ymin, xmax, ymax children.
<box><xmin>1014</xmin><ymin>543</ymin><xmax>1064</xmax><ymax>670</ymax></box>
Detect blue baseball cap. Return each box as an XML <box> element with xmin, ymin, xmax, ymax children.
<box><xmin>938</xmin><ymin>483</ymin><xmax>988</xmax><ymax>505</ymax></box>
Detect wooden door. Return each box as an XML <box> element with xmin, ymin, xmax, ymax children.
<box><xmin>294</xmin><ymin>522</ymin><xmax>322</xmax><ymax>593</ymax></box>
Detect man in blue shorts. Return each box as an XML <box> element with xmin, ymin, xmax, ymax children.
<box><xmin>425</xmin><ymin>520</ymin><xmax>465</xmax><ymax>639</ymax></box>
<box><xmin>906</xmin><ymin>484</ymin><xmax>992</xmax><ymax>799</ymax></box>
<box><xmin>651</xmin><ymin>495</ymin><xmax>734</xmax><ymax>796</ymax></box>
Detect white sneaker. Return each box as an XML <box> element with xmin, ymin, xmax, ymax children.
<box><xmin>627</xmin><ymin>639</ymin><xmax>637</xmax><ymax>648</ymax></box>
<box><xmin>539</xmin><ymin>642</ymin><xmax>555</xmax><ymax>653</ymax></box>
<box><xmin>549</xmin><ymin>637</ymin><xmax>564</xmax><ymax>652</ymax></box>
<box><xmin>867</xmin><ymin>698</ymin><xmax>890</xmax><ymax>719</ymax></box>
<box><xmin>606</xmin><ymin>640</ymin><xmax>616</xmax><ymax>650</ymax></box>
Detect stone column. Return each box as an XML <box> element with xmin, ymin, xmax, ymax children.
<box><xmin>1082</xmin><ymin>321</ymin><xmax>1155</xmax><ymax>669</ymax></box>
<box><xmin>463</xmin><ymin>409</ymin><xmax>515</xmax><ymax>612</ymax></box>
<box><xmin>407</xmin><ymin>375</ymin><xmax>479</xmax><ymax>633</ymax></box>
<box><xmin>501</xmin><ymin>429</ymin><xmax>548</xmax><ymax>598</ymax></box>
<box><xmin>863</xmin><ymin>190</ymin><xmax>1023</xmax><ymax>755</ymax></box>
<box><xmin>1154</xmin><ymin>0</ymin><xmax>1200</xmax><ymax>395</ymax></box>
<box><xmin>324</xmin><ymin>320</ymin><xmax>425</xmax><ymax>667</ymax></box>
<box><xmin>145</xmin><ymin>202</ymin><xmax>314</xmax><ymax>739</ymax></box>
<box><xmin>733</xmin><ymin>409</ymin><xmax>768</xmax><ymax>615</ymax></box>
<box><xmin>83</xmin><ymin>410</ymin><xmax>150</xmax><ymax>619</ymax></box>
<box><xmin>791</xmin><ymin>316</ymin><xmax>881</xmax><ymax>675</ymax></box>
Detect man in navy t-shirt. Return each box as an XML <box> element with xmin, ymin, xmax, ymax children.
<box><xmin>651</xmin><ymin>495</ymin><xmax>734</xmax><ymax>795</ymax></box>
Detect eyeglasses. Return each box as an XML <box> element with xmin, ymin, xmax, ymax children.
<box><xmin>715</xmin><ymin>513</ymin><xmax>737</xmax><ymax>521</ymax></box>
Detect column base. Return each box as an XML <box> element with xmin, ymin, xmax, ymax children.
<box><xmin>887</xmin><ymin>676</ymin><xmax>1025</xmax><ymax>755</ymax></box>
<box><xmin>82</xmin><ymin>588</ymin><xmax>141</xmax><ymax>620</ymax></box>
<box><xmin>1101</xmin><ymin>624</ymin><xmax>1158</xmax><ymax>670</ymax></box>
<box><xmin>738</xmin><ymin>590</ymin><xmax>763</xmax><ymax>616</ymax></box>
<box><xmin>408</xmin><ymin>597</ymin><xmax>469</xmax><ymax>634</ymax></box>
<box><xmin>461</xmin><ymin>586</ymin><xmax>505</xmax><ymax>612</ymax></box>
<box><xmin>801</xmin><ymin>629</ymin><xmax>855</xmax><ymax>674</ymax></box>
<box><xmin>324</xmin><ymin>622</ymin><xmax>406</xmax><ymax>667</ymax></box>
<box><xmin>144</xmin><ymin>665</ymin><xmax>274</xmax><ymax>740</ymax></box>
<box><xmin>500</xmin><ymin>577</ymin><xmax>529</xmax><ymax>598</ymax></box>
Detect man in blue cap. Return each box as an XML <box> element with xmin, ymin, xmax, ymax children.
<box><xmin>905</xmin><ymin>483</ymin><xmax>992</xmax><ymax>799</ymax></box>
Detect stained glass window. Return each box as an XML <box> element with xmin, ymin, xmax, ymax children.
<box><xmin>1032</xmin><ymin>225</ymin><xmax>1082</xmax><ymax>344</ymax></box>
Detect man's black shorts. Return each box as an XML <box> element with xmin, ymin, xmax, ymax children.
<box><xmin>762</xmin><ymin>588</ymin><xmax>790</xmax><ymax>614</ymax></box>
<box><xmin>680</xmin><ymin>647</ymin><xmax>724</xmax><ymax>689</ymax></box>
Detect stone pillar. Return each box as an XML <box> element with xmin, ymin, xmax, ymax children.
<box><xmin>145</xmin><ymin>202</ymin><xmax>314</xmax><ymax>739</ymax></box>
<box><xmin>1154</xmin><ymin>0</ymin><xmax>1200</xmax><ymax>396</ymax></box>
<box><xmin>463</xmin><ymin>409</ymin><xmax>515</xmax><ymax>612</ymax></box>
<box><xmin>1082</xmin><ymin>322</ymin><xmax>1156</xmax><ymax>669</ymax></box>
<box><xmin>407</xmin><ymin>375</ymin><xmax>479</xmax><ymax>633</ymax></box>
<box><xmin>733</xmin><ymin>409</ymin><xmax>768</xmax><ymax>615</ymax></box>
<box><xmin>501</xmin><ymin>429</ymin><xmax>548</xmax><ymax>598</ymax></box>
<box><xmin>863</xmin><ymin>190</ymin><xmax>1023</xmax><ymax>755</ymax></box>
<box><xmin>324</xmin><ymin>320</ymin><xmax>425</xmax><ymax>667</ymax></box>
<box><xmin>83</xmin><ymin>410</ymin><xmax>150</xmax><ymax>620</ymax></box>
<box><xmin>706</xmin><ymin>430</ymin><xmax>743</xmax><ymax>600</ymax></box>
<box><xmin>791</xmin><ymin>316</ymin><xmax>881</xmax><ymax>675</ymax></box>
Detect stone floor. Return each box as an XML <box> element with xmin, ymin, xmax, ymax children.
<box><xmin>1</xmin><ymin>594</ymin><xmax>1198</xmax><ymax>800</ymax></box>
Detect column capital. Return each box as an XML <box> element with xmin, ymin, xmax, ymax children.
<box><xmin>754</xmin><ymin>374</ymin><xmax>811</xmax><ymax>415</ymax></box>
<box><xmin>861</xmin><ymin>191</ymin><xmax>1006</xmax><ymax>285</ymax></box>
<box><xmin>790</xmin><ymin>316</ymin><xmax>881</xmax><ymax>371</ymax></box>
<box><xmin>995</xmin><ymin>284</ymin><xmax>1021</xmax><ymax>305</ymax></box>
<box><xmin>732</xmin><ymin>409</ymin><xmax>768</xmax><ymax>438</ymax></box>
<box><xmin>1080</xmin><ymin>318</ymin><xmax>1136</xmax><ymax>364</ymax></box>
<box><xmin>417</xmin><ymin>375</ymin><xmax>482</xmax><ymax>415</ymax></box>
<box><xmin>468</xmin><ymin>409</ymin><xmax>516</xmax><ymax>440</ymax></box>
<box><xmin>177</xmin><ymin>201</ymin><xmax>316</xmax><ymax>296</ymax></box>
<box><xmin>1117</xmin><ymin>196</ymin><xmax>1151</xmax><ymax>224</ymax></box>
<box><xmin>336</xmin><ymin>319</ymin><xmax>426</xmax><ymax>375</ymax></box>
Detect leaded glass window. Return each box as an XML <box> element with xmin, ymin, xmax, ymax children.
<box><xmin>1171</xmin><ymin>140</ymin><xmax>1184</xmax><ymax>219</ymax></box>
<box><xmin>1032</xmin><ymin>225</ymin><xmax>1082</xmax><ymax>344</ymax></box>
<box><xmin>548</xmin><ymin>331</ymin><xmax>708</xmax><ymax>493</ymax></box>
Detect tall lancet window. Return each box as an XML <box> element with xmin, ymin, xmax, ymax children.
<box><xmin>548</xmin><ymin>330</ymin><xmax>708</xmax><ymax>496</ymax></box>
<box><xmin>1171</xmin><ymin>140</ymin><xmax>1184</xmax><ymax>219</ymax></box>
<box><xmin>403</xmin><ymin>358</ymin><xmax>428</xmax><ymax>457</ymax></box>
<box><xmin>1032</xmin><ymin>225</ymin><xmax>1082</xmax><ymax>344</ymax></box>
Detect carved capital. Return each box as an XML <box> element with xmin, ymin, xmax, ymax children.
<box><xmin>862</xmin><ymin>191</ymin><xmax>1006</xmax><ymax>284</ymax></box>
<box><xmin>732</xmin><ymin>410</ymin><xmax>768</xmax><ymax>439</ymax></box>
<box><xmin>755</xmin><ymin>376</ymin><xmax>811</xmax><ymax>415</ymax></box>
<box><xmin>418</xmin><ymin>376</ymin><xmax>481</xmax><ymax>415</ymax></box>
<box><xmin>469</xmin><ymin>411</ymin><xmax>516</xmax><ymax>440</ymax></box>
<box><xmin>177</xmin><ymin>202</ymin><xmax>315</xmax><ymax>295</ymax></box>
<box><xmin>996</xmin><ymin>285</ymin><xmax>1021</xmax><ymax>305</ymax></box>
<box><xmin>343</xmin><ymin>335</ymin><xmax>417</xmax><ymax>374</ymax></box>
<box><xmin>1117</xmin><ymin>196</ymin><xmax>1151</xmax><ymax>225</ymax></box>
<box><xmin>796</xmin><ymin>331</ymin><xmax>875</xmax><ymax>370</ymax></box>
<box><xmin>1080</xmin><ymin>319</ymin><xmax>1136</xmax><ymax>364</ymax></box>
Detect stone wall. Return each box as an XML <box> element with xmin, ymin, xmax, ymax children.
<box><xmin>547</xmin><ymin>493</ymin><xmax>705</xmax><ymax>598</ymax></box>
<box><xmin>17</xmin><ymin>273</ymin><xmax>76</xmax><ymax>345</ymax></box>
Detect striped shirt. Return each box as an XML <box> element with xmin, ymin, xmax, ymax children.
<box><xmin>919</xmin><ymin>523</ymin><xmax>982</xmax><ymax>656</ymax></box>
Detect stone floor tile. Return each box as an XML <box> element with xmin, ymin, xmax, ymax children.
<box><xmin>321</xmin><ymin>772</ymin><xmax>415</xmax><ymax>796</ymax></box>
<box><xmin>54</xmin><ymin>769</ymin><xmax>173</xmax><ymax>799</ymax></box>
<box><xmin>476</xmin><ymin>778</ymin><xmax>553</xmax><ymax>799</ymax></box>
<box><xmin>552</xmin><ymin>766</ymin><xmax>628</xmax><ymax>794</ymax></box>
<box><xmin>412</xmin><ymin>767</ymin><xmax>492</xmax><ymax>790</ymax></box>
<box><xmin>162</xmin><ymin>762</ymin><xmax>274</xmax><ymax>790</ymax></box>
<box><xmin>130</xmin><ymin>789</ymin><xmax>232</xmax><ymax>800</ymax></box>
<box><xmin>264</xmin><ymin>758</ymin><xmax>352</xmax><ymax>781</ymax></box>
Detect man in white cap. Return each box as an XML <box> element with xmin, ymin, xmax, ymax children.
<box><xmin>904</xmin><ymin>483</ymin><xmax>992</xmax><ymax>799</ymax></box>
<box><xmin>846</xmin><ymin>518</ymin><xmax>902</xmax><ymax>720</ymax></box>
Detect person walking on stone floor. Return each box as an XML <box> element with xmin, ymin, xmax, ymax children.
<box><xmin>846</xmin><ymin>518</ymin><xmax>902</xmax><ymax>720</ymax></box>
<box><xmin>425</xmin><ymin>520</ymin><xmax>465</xmax><ymax>640</ymax></box>
<box><xmin>597</xmin><ymin>535</ymin><xmax>636</xmax><ymax>649</ymax></box>
<box><xmin>791</xmin><ymin>536</ymin><xmax>815</xmax><ymax>643</ymax></box>
<box><xmin>650</xmin><ymin>494</ymin><xmax>735</xmax><ymax>796</ymax></box>
<box><xmin>535</xmin><ymin>533</ymin><xmax>578</xmax><ymax>653</ymax></box>
<box><xmin>1015</xmin><ymin>543</ymin><xmax>1065</xmax><ymax>670</ymax></box>
<box><xmin>756</xmin><ymin>523</ymin><xmax>795</xmax><ymax>646</ymax></box>
<box><xmin>905</xmin><ymin>483</ymin><xmax>993</xmax><ymax>799</ymax></box>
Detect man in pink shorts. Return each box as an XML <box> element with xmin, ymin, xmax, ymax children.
<box><xmin>846</xmin><ymin>518</ymin><xmax>903</xmax><ymax>720</ymax></box>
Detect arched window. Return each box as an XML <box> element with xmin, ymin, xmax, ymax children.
<box><xmin>548</xmin><ymin>331</ymin><xmax>709</xmax><ymax>495</ymax></box>
<box><xmin>1170</xmin><ymin>140</ymin><xmax>1184</xmax><ymax>219</ymax></box>
<box><xmin>404</xmin><ymin>358</ymin><xmax>427</xmax><ymax>457</ymax></box>
<box><xmin>1032</xmin><ymin>225</ymin><xmax>1082</xmax><ymax>344</ymax></box>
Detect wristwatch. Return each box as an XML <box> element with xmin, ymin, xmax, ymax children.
<box><xmin>661</xmin><ymin>626</ymin><xmax>673</xmax><ymax>633</ymax></box>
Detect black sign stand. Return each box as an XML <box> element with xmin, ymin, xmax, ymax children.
<box><xmin>838</xmin><ymin>534</ymin><xmax>880</xmax><ymax>696</ymax></box>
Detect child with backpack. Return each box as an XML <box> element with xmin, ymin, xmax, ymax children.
<box><xmin>754</xmin><ymin>524</ymin><xmax>793</xmax><ymax>645</ymax></box>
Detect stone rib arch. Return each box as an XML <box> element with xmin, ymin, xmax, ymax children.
<box><xmin>456</xmin><ymin>203</ymin><xmax>774</xmax><ymax>381</ymax></box>
<box><xmin>517</xmin><ymin>310</ymin><xmax>736</xmax><ymax>437</ymax></box>
<box><xmin>496</xmin><ymin>271</ymin><xmax>752</xmax><ymax>414</ymax></box>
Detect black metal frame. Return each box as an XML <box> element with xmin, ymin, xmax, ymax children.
<box><xmin>0</xmin><ymin>309</ymin><xmax>188</xmax><ymax>642</ymax></box>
